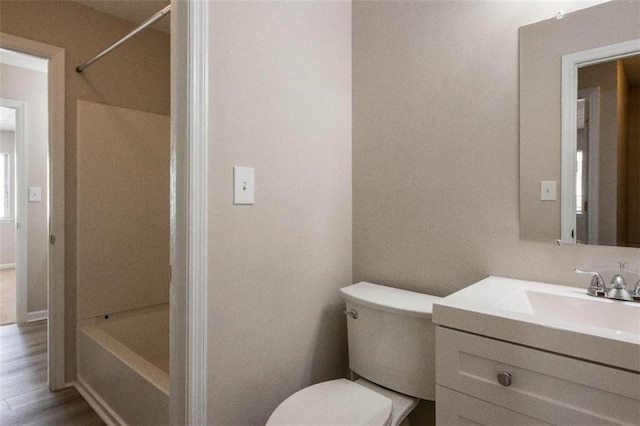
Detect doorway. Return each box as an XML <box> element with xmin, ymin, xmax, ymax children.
<box><xmin>0</xmin><ymin>103</ymin><xmax>19</xmax><ymax>326</ymax></box>
<box><xmin>575</xmin><ymin>87</ymin><xmax>600</xmax><ymax>245</ymax></box>
<box><xmin>0</xmin><ymin>33</ymin><xmax>65</xmax><ymax>391</ymax></box>
<box><xmin>0</xmin><ymin>51</ymin><xmax>49</xmax><ymax>327</ymax></box>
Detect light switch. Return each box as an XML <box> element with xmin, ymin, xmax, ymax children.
<box><xmin>233</xmin><ymin>166</ymin><xmax>254</xmax><ymax>205</ymax></box>
<box><xmin>28</xmin><ymin>186</ymin><xmax>42</xmax><ymax>202</ymax></box>
<box><xmin>541</xmin><ymin>181</ymin><xmax>556</xmax><ymax>201</ymax></box>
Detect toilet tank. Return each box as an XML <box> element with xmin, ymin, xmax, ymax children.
<box><xmin>340</xmin><ymin>282</ymin><xmax>442</xmax><ymax>401</ymax></box>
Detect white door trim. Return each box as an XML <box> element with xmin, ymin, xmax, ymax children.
<box><xmin>169</xmin><ymin>0</ymin><xmax>209</xmax><ymax>424</ymax></box>
<box><xmin>186</xmin><ymin>1</ymin><xmax>209</xmax><ymax>421</ymax></box>
<box><xmin>0</xmin><ymin>33</ymin><xmax>66</xmax><ymax>391</ymax></box>
<box><xmin>578</xmin><ymin>87</ymin><xmax>600</xmax><ymax>245</ymax></box>
<box><xmin>0</xmin><ymin>98</ymin><xmax>27</xmax><ymax>325</ymax></box>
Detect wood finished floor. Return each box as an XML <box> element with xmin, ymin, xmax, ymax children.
<box><xmin>0</xmin><ymin>321</ymin><xmax>104</xmax><ymax>425</ymax></box>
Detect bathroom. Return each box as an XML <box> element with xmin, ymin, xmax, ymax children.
<box><xmin>1</xmin><ymin>0</ymin><xmax>639</xmax><ymax>425</ymax></box>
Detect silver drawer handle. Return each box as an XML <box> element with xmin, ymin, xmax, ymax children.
<box><xmin>497</xmin><ymin>371</ymin><xmax>512</xmax><ymax>387</ymax></box>
<box><xmin>344</xmin><ymin>309</ymin><xmax>358</xmax><ymax>319</ymax></box>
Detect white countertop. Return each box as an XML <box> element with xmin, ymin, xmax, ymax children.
<box><xmin>433</xmin><ymin>276</ymin><xmax>640</xmax><ymax>372</ymax></box>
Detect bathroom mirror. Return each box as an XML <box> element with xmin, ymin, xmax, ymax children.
<box><xmin>519</xmin><ymin>0</ymin><xmax>640</xmax><ymax>245</ymax></box>
<box><xmin>560</xmin><ymin>46</ymin><xmax>640</xmax><ymax>247</ymax></box>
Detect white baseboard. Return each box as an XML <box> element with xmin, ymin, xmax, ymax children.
<box><xmin>74</xmin><ymin>377</ymin><xmax>123</xmax><ymax>426</ymax></box>
<box><xmin>0</xmin><ymin>263</ymin><xmax>16</xmax><ymax>270</ymax></box>
<box><xmin>27</xmin><ymin>310</ymin><xmax>48</xmax><ymax>322</ymax></box>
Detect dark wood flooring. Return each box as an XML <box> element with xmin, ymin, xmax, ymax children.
<box><xmin>0</xmin><ymin>321</ymin><xmax>104</xmax><ymax>425</ymax></box>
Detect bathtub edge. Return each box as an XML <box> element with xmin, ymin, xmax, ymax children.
<box><xmin>76</xmin><ymin>311</ymin><xmax>170</xmax><ymax>425</ymax></box>
<box><xmin>79</xmin><ymin>325</ymin><xmax>170</xmax><ymax>395</ymax></box>
<box><xmin>75</xmin><ymin>377</ymin><xmax>126</xmax><ymax>426</ymax></box>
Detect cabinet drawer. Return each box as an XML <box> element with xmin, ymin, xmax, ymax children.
<box><xmin>436</xmin><ymin>327</ymin><xmax>640</xmax><ymax>425</ymax></box>
<box><xmin>436</xmin><ymin>385</ymin><xmax>549</xmax><ymax>426</ymax></box>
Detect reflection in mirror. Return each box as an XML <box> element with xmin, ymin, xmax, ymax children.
<box><xmin>518</xmin><ymin>1</ymin><xmax>640</xmax><ymax>245</ymax></box>
<box><xmin>561</xmin><ymin>41</ymin><xmax>640</xmax><ymax>247</ymax></box>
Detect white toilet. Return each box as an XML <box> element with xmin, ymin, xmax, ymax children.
<box><xmin>267</xmin><ymin>282</ymin><xmax>442</xmax><ymax>426</ymax></box>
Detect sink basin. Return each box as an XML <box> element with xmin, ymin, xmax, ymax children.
<box><xmin>433</xmin><ymin>276</ymin><xmax>640</xmax><ymax>372</ymax></box>
<box><xmin>493</xmin><ymin>289</ymin><xmax>640</xmax><ymax>335</ymax></box>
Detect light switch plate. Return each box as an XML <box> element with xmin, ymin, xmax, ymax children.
<box><xmin>234</xmin><ymin>166</ymin><xmax>254</xmax><ymax>205</ymax></box>
<box><xmin>541</xmin><ymin>181</ymin><xmax>556</xmax><ymax>201</ymax></box>
<box><xmin>28</xmin><ymin>186</ymin><xmax>42</xmax><ymax>202</ymax></box>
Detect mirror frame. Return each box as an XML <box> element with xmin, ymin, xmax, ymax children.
<box><xmin>560</xmin><ymin>38</ymin><xmax>640</xmax><ymax>244</ymax></box>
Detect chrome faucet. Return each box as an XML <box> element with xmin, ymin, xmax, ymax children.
<box><xmin>575</xmin><ymin>263</ymin><xmax>640</xmax><ymax>303</ymax></box>
<box><xmin>607</xmin><ymin>269</ymin><xmax>632</xmax><ymax>301</ymax></box>
<box><xmin>574</xmin><ymin>269</ymin><xmax>605</xmax><ymax>296</ymax></box>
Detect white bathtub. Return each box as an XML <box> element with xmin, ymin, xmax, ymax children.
<box><xmin>76</xmin><ymin>303</ymin><xmax>169</xmax><ymax>426</ymax></box>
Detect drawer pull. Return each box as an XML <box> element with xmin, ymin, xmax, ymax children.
<box><xmin>497</xmin><ymin>371</ymin><xmax>512</xmax><ymax>387</ymax></box>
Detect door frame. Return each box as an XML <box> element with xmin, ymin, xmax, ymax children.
<box><xmin>0</xmin><ymin>98</ymin><xmax>27</xmax><ymax>324</ymax></box>
<box><xmin>0</xmin><ymin>33</ymin><xmax>66</xmax><ymax>391</ymax></box>
<box><xmin>170</xmin><ymin>0</ymin><xmax>209</xmax><ymax>423</ymax></box>
<box><xmin>578</xmin><ymin>87</ymin><xmax>600</xmax><ymax>245</ymax></box>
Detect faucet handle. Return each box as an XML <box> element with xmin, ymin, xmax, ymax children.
<box><xmin>574</xmin><ymin>268</ymin><xmax>606</xmax><ymax>296</ymax></box>
<box><xmin>606</xmin><ymin>273</ymin><xmax>633</xmax><ymax>301</ymax></box>
<box><xmin>610</xmin><ymin>274</ymin><xmax>628</xmax><ymax>289</ymax></box>
<box><xmin>633</xmin><ymin>280</ymin><xmax>640</xmax><ymax>297</ymax></box>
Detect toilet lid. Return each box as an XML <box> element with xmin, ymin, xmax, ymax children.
<box><xmin>266</xmin><ymin>379</ymin><xmax>392</xmax><ymax>425</ymax></box>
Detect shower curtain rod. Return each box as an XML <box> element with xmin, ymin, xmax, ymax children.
<box><xmin>76</xmin><ymin>4</ymin><xmax>171</xmax><ymax>73</ymax></box>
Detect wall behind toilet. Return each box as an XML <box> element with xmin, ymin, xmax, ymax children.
<box><xmin>353</xmin><ymin>1</ymin><xmax>640</xmax><ymax>423</ymax></box>
<box><xmin>205</xmin><ymin>1</ymin><xmax>352</xmax><ymax>424</ymax></box>
<box><xmin>353</xmin><ymin>0</ymin><xmax>640</xmax><ymax>299</ymax></box>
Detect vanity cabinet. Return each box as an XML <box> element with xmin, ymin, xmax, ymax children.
<box><xmin>435</xmin><ymin>327</ymin><xmax>640</xmax><ymax>425</ymax></box>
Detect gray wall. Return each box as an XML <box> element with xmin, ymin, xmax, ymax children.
<box><xmin>353</xmin><ymin>0</ymin><xmax>640</xmax><ymax>323</ymax></box>
<box><xmin>0</xmin><ymin>64</ymin><xmax>48</xmax><ymax>314</ymax></box>
<box><xmin>206</xmin><ymin>1</ymin><xmax>352</xmax><ymax>424</ymax></box>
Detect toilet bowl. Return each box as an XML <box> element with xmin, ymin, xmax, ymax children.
<box><xmin>267</xmin><ymin>282</ymin><xmax>441</xmax><ymax>426</ymax></box>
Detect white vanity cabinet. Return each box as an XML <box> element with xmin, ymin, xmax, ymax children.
<box><xmin>435</xmin><ymin>327</ymin><xmax>640</xmax><ymax>425</ymax></box>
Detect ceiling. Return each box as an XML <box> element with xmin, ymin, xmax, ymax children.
<box><xmin>71</xmin><ymin>0</ymin><xmax>171</xmax><ymax>34</ymax></box>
